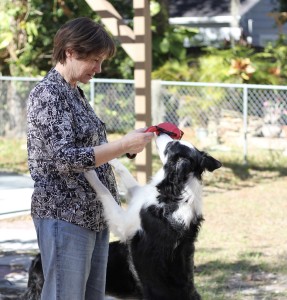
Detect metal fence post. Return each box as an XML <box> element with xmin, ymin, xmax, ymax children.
<box><xmin>243</xmin><ymin>85</ymin><xmax>248</xmax><ymax>165</ymax></box>
<box><xmin>151</xmin><ymin>80</ymin><xmax>164</xmax><ymax>125</ymax></box>
<box><xmin>90</xmin><ymin>80</ymin><xmax>95</xmax><ymax>109</ymax></box>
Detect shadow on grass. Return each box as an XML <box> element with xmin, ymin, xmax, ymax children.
<box><xmin>196</xmin><ymin>257</ymin><xmax>267</xmax><ymax>276</ymax></box>
<box><xmin>194</xmin><ymin>253</ymin><xmax>286</xmax><ymax>297</ymax></box>
<box><xmin>223</xmin><ymin>161</ymin><xmax>287</xmax><ymax>180</ymax></box>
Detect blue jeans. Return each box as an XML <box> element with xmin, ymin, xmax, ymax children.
<box><xmin>33</xmin><ymin>218</ymin><xmax>109</xmax><ymax>300</ymax></box>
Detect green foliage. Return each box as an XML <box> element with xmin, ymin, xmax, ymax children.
<box><xmin>0</xmin><ymin>11</ymin><xmax>13</xmax><ymax>50</ymax></box>
<box><xmin>0</xmin><ymin>138</ymin><xmax>28</xmax><ymax>173</ymax></box>
<box><xmin>197</xmin><ymin>52</ymin><xmax>231</xmax><ymax>83</ymax></box>
<box><xmin>184</xmin><ymin>40</ymin><xmax>287</xmax><ymax>85</ymax></box>
<box><xmin>151</xmin><ymin>34</ymin><xmax>287</xmax><ymax>85</ymax></box>
<box><xmin>152</xmin><ymin>60</ymin><xmax>194</xmax><ymax>81</ymax></box>
<box><xmin>2</xmin><ymin>0</ymin><xmax>197</xmax><ymax>78</ymax></box>
<box><xmin>152</xmin><ymin>25</ymin><xmax>198</xmax><ymax>70</ymax></box>
<box><xmin>93</xmin><ymin>84</ymin><xmax>135</xmax><ymax>133</ymax></box>
<box><xmin>193</xmin><ymin>46</ymin><xmax>257</xmax><ymax>84</ymax></box>
<box><xmin>251</xmin><ymin>35</ymin><xmax>287</xmax><ymax>85</ymax></box>
<box><xmin>98</xmin><ymin>46</ymin><xmax>134</xmax><ymax>79</ymax></box>
<box><xmin>2</xmin><ymin>0</ymin><xmax>287</xmax><ymax>84</ymax></box>
<box><xmin>110</xmin><ymin>0</ymin><xmax>198</xmax><ymax>77</ymax></box>
<box><xmin>0</xmin><ymin>0</ymin><xmax>98</xmax><ymax>76</ymax></box>
<box><xmin>279</xmin><ymin>0</ymin><xmax>287</xmax><ymax>11</ymax></box>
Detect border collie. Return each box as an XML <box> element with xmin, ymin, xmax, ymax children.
<box><xmin>22</xmin><ymin>133</ymin><xmax>222</xmax><ymax>300</ymax></box>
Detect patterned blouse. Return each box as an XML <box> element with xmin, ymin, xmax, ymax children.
<box><xmin>27</xmin><ymin>68</ymin><xmax>119</xmax><ymax>232</ymax></box>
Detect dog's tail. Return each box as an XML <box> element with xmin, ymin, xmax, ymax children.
<box><xmin>20</xmin><ymin>253</ymin><xmax>43</xmax><ymax>300</ymax></box>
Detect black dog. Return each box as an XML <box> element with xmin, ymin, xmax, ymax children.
<box><xmin>22</xmin><ymin>134</ymin><xmax>222</xmax><ymax>299</ymax></box>
<box><xmin>20</xmin><ymin>253</ymin><xmax>43</xmax><ymax>300</ymax></box>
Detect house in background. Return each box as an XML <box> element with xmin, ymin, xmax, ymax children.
<box><xmin>169</xmin><ymin>0</ymin><xmax>287</xmax><ymax>47</ymax></box>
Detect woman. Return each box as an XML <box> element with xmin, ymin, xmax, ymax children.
<box><xmin>27</xmin><ymin>17</ymin><xmax>153</xmax><ymax>300</ymax></box>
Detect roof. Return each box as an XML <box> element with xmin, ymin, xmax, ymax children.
<box><xmin>169</xmin><ymin>0</ymin><xmax>230</xmax><ymax>18</ymax></box>
<box><xmin>169</xmin><ymin>0</ymin><xmax>262</xmax><ymax>18</ymax></box>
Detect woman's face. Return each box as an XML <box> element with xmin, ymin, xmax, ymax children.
<box><xmin>66</xmin><ymin>50</ymin><xmax>106</xmax><ymax>85</ymax></box>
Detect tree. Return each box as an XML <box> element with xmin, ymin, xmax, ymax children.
<box><xmin>0</xmin><ymin>0</ymin><xmax>196</xmax><ymax>78</ymax></box>
<box><xmin>268</xmin><ymin>0</ymin><xmax>287</xmax><ymax>33</ymax></box>
<box><xmin>0</xmin><ymin>0</ymin><xmax>98</xmax><ymax>76</ymax></box>
<box><xmin>278</xmin><ymin>0</ymin><xmax>287</xmax><ymax>11</ymax></box>
<box><xmin>0</xmin><ymin>0</ymin><xmax>98</xmax><ymax>138</ymax></box>
<box><xmin>150</xmin><ymin>0</ymin><xmax>197</xmax><ymax>70</ymax></box>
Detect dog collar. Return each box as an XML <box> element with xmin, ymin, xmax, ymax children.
<box><xmin>126</xmin><ymin>122</ymin><xmax>184</xmax><ymax>159</ymax></box>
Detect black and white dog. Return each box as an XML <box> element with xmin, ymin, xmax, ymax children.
<box><xmin>22</xmin><ymin>133</ymin><xmax>221</xmax><ymax>300</ymax></box>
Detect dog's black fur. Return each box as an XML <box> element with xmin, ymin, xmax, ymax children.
<box><xmin>20</xmin><ymin>253</ymin><xmax>43</xmax><ymax>300</ymax></box>
<box><xmin>22</xmin><ymin>136</ymin><xmax>221</xmax><ymax>300</ymax></box>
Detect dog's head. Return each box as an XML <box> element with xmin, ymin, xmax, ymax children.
<box><xmin>156</xmin><ymin>134</ymin><xmax>221</xmax><ymax>178</ymax></box>
<box><xmin>155</xmin><ymin>134</ymin><xmax>222</xmax><ymax>200</ymax></box>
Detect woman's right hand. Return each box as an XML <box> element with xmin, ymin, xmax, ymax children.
<box><xmin>93</xmin><ymin>128</ymin><xmax>154</xmax><ymax>167</ymax></box>
<box><xmin>120</xmin><ymin>128</ymin><xmax>154</xmax><ymax>155</ymax></box>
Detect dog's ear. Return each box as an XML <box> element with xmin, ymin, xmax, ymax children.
<box><xmin>201</xmin><ymin>153</ymin><xmax>222</xmax><ymax>172</ymax></box>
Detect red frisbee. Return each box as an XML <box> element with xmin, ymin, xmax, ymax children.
<box><xmin>126</xmin><ymin>122</ymin><xmax>184</xmax><ymax>159</ymax></box>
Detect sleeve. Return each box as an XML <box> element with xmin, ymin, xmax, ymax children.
<box><xmin>28</xmin><ymin>85</ymin><xmax>96</xmax><ymax>173</ymax></box>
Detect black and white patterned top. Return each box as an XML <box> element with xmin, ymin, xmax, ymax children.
<box><xmin>27</xmin><ymin>68</ymin><xmax>119</xmax><ymax>232</ymax></box>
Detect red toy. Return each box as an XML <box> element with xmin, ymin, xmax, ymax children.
<box><xmin>126</xmin><ymin>122</ymin><xmax>184</xmax><ymax>159</ymax></box>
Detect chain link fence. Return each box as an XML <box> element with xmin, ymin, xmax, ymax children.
<box><xmin>1</xmin><ymin>76</ymin><xmax>287</xmax><ymax>163</ymax></box>
<box><xmin>89</xmin><ymin>79</ymin><xmax>135</xmax><ymax>133</ymax></box>
<box><xmin>158</xmin><ymin>82</ymin><xmax>287</xmax><ymax>162</ymax></box>
<box><xmin>0</xmin><ymin>77</ymin><xmax>38</xmax><ymax>137</ymax></box>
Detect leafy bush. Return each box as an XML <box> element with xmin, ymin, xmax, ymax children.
<box><xmin>152</xmin><ymin>36</ymin><xmax>287</xmax><ymax>86</ymax></box>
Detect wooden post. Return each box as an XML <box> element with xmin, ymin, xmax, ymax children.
<box><xmin>133</xmin><ymin>0</ymin><xmax>152</xmax><ymax>183</ymax></box>
<box><xmin>85</xmin><ymin>0</ymin><xmax>152</xmax><ymax>183</ymax></box>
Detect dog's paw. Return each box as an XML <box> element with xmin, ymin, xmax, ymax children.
<box><xmin>109</xmin><ymin>158</ymin><xmax>119</xmax><ymax>167</ymax></box>
<box><xmin>109</xmin><ymin>159</ymin><xmax>129</xmax><ymax>176</ymax></box>
<box><xmin>109</xmin><ymin>158</ymin><xmax>123</xmax><ymax>170</ymax></box>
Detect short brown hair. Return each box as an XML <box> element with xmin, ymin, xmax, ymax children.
<box><xmin>53</xmin><ymin>17</ymin><xmax>116</xmax><ymax>64</ymax></box>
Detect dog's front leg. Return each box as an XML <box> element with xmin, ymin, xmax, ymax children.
<box><xmin>84</xmin><ymin>170</ymin><xmax>140</xmax><ymax>241</ymax></box>
<box><xmin>109</xmin><ymin>159</ymin><xmax>140</xmax><ymax>200</ymax></box>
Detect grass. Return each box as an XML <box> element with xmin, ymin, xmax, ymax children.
<box><xmin>1</xmin><ymin>137</ymin><xmax>287</xmax><ymax>299</ymax></box>
<box><xmin>1</xmin><ymin>136</ymin><xmax>287</xmax><ymax>182</ymax></box>
<box><xmin>194</xmin><ymin>177</ymin><xmax>287</xmax><ymax>299</ymax></box>
<box><xmin>0</xmin><ymin>138</ymin><xmax>28</xmax><ymax>173</ymax></box>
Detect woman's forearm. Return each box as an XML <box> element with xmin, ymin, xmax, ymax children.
<box><xmin>93</xmin><ymin>140</ymin><xmax>124</xmax><ymax>167</ymax></box>
<box><xmin>93</xmin><ymin>130</ymin><xmax>154</xmax><ymax>167</ymax></box>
